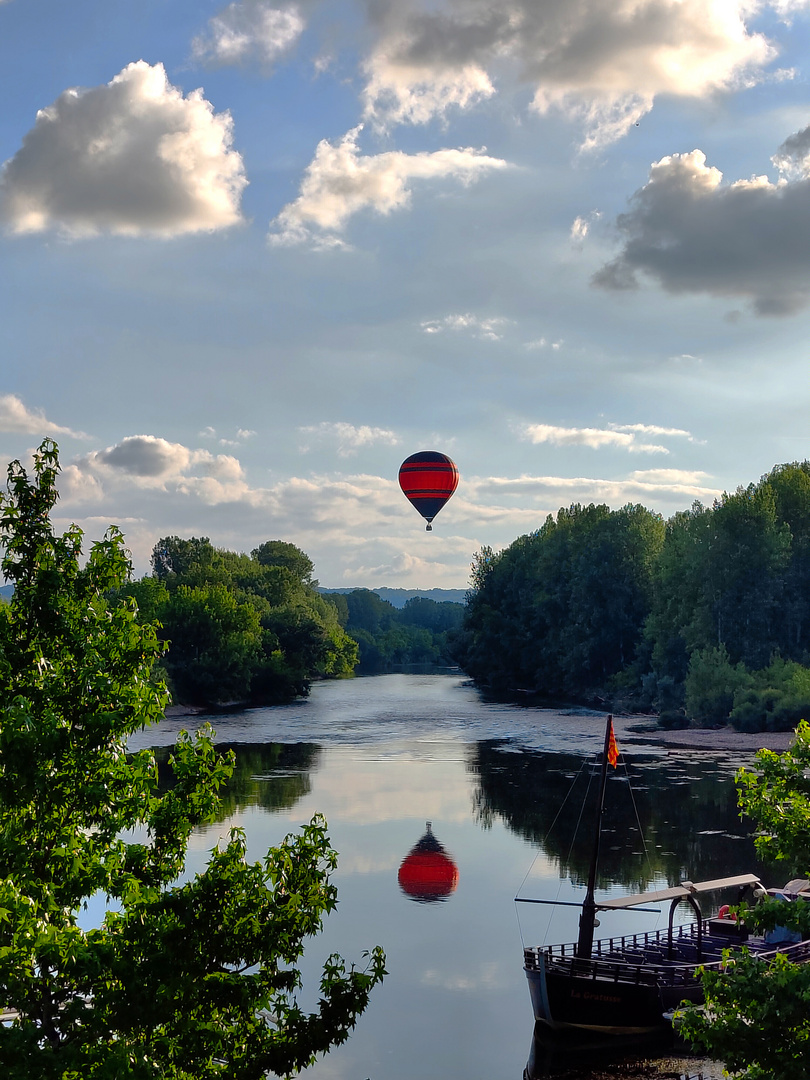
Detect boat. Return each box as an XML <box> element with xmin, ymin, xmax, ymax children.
<box><xmin>519</xmin><ymin>715</ymin><xmax>810</xmax><ymax>1036</ymax></box>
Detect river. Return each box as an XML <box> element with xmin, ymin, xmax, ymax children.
<box><xmin>132</xmin><ymin>673</ymin><xmax>764</xmax><ymax>1080</ymax></box>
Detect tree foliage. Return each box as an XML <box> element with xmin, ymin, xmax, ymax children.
<box><xmin>457</xmin><ymin>503</ymin><xmax>665</xmax><ymax>698</ymax></box>
<box><xmin>339</xmin><ymin>589</ymin><xmax>464</xmax><ymax>672</ymax></box>
<box><xmin>0</xmin><ymin>441</ymin><xmax>384</xmax><ymax>1079</ymax></box>
<box><xmin>457</xmin><ymin>462</ymin><xmax>810</xmax><ymax>728</ymax></box>
<box><xmin>680</xmin><ymin>722</ymin><xmax>810</xmax><ymax>1079</ymax></box>
<box><xmin>129</xmin><ymin>537</ymin><xmax>357</xmax><ymax>706</ymax></box>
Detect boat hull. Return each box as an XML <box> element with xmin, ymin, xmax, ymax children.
<box><xmin>525</xmin><ymin>952</ymin><xmax>702</xmax><ymax>1036</ymax></box>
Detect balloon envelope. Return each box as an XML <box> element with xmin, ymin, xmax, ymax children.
<box><xmin>398</xmin><ymin>451</ymin><xmax>458</xmax><ymax>530</ymax></box>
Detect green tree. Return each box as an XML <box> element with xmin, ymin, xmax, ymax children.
<box><xmin>151</xmin><ymin>536</ymin><xmax>217</xmax><ymax>581</ymax></box>
<box><xmin>251</xmin><ymin>541</ymin><xmax>316</xmax><ymax>587</ymax></box>
<box><xmin>158</xmin><ymin>583</ymin><xmax>264</xmax><ymax>705</ymax></box>
<box><xmin>458</xmin><ymin>504</ymin><xmax>664</xmax><ymax>698</ymax></box>
<box><xmin>0</xmin><ymin>441</ymin><xmax>385</xmax><ymax>1078</ymax></box>
<box><xmin>680</xmin><ymin>722</ymin><xmax>810</xmax><ymax>1079</ymax></box>
<box><xmin>684</xmin><ymin>644</ymin><xmax>752</xmax><ymax>727</ymax></box>
<box><xmin>762</xmin><ymin>463</ymin><xmax>810</xmax><ymax>658</ymax></box>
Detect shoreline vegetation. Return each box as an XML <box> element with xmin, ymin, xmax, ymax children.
<box><xmin>457</xmin><ymin>461</ymin><xmax>810</xmax><ymax>736</ymax></box>
<box><xmin>118</xmin><ymin>537</ymin><xmax>464</xmax><ymax>711</ymax></box>
<box><xmin>117</xmin><ymin>459</ymin><xmax>810</xmax><ymax>739</ymax></box>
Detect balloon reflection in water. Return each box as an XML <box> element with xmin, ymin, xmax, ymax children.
<box><xmin>398</xmin><ymin>821</ymin><xmax>459</xmax><ymax>902</ymax></box>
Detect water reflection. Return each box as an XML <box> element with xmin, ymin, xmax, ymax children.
<box><xmin>525</xmin><ymin>1026</ymin><xmax>721</xmax><ymax>1079</ymax></box>
<box><xmin>144</xmin><ymin>676</ymin><xmax>769</xmax><ymax>1080</ymax></box>
<box><xmin>154</xmin><ymin>741</ymin><xmax>321</xmax><ymax>816</ymax></box>
<box><xmin>398</xmin><ymin>822</ymin><xmax>459</xmax><ymax>902</ymax></box>
<box><xmin>470</xmin><ymin>741</ymin><xmax>766</xmax><ymax>891</ymax></box>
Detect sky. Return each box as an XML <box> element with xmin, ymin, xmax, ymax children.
<box><xmin>0</xmin><ymin>0</ymin><xmax>809</xmax><ymax>589</ymax></box>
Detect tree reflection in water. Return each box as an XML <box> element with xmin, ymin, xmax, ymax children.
<box><xmin>525</xmin><ymin>1022</ymin><xmax>721</xmax><ymax>1079</ymax></box>
<box><xmin>469</xmin><ymin>740</ymin><xmax>768</xmax><ymax>891</ymax></box>
<box><xmin>153</xmin><ymin>741</ymin><xmax>321</xmax><ymax>820</ymax></box>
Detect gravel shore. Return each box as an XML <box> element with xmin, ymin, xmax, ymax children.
<box><xmin>612</xmin><ymin>713</ymin><xmax>795</xmax><ymax>753</ymax></box>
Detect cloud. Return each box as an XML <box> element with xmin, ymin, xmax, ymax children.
<box><xmin>570</xmin><ymin>210</ymin><xmax>601</xmax><ymax>243</ymax></box>
<box><xmin>609</xmin><ymin>422</ymin><xmax>698</xmax><ymax>442</ymax></box>
<box><xmin>593</xmin><ymin>130</ymin><xmax>810</xmax><ymax>315</ymax></box>
<box><xmin>0</xmin><ymin>61</ymin><xmax>247</xmax><ymax>237</ymax></box>
<box><xmin>192</xmin><ymin>1</ymin><xmax>305</xmax><ymax>68</ymax></box>
<box><xmin>520</xmin><ymin>422</ymin><xmax>681</xmax><ymax>454</ymax></box>
<box><xmin>420</xmin><ymin>313</ymin><xmax>509</xmax><ymax>340</ymax></box>
<box><xmin>0</xmin><ymin>394</ymin><xmax>89</xmax><ymax>439</ymax></box>
<box><xmin>77</xmin><ymin>436</ymin><xmax>245</xmax><ymax>488</ymax></box>
<box><xmin>470</xmin><ymin>470</ymin><xmax>722</xmax><ymax>503</ymax></box>
<box><xmin>268</xmin><ymin>125</ymin><xmax>507</xmax><ymax>246</ymax></box>
<box><xmin>53</xmin><ymin>428</ymin><xmax>725</xmax><ymax>589</ymax></box>
<box><xmin>361</xmin><ymin>0</ymin><xmax>778</xmax><ymax>144</ymax></box>
<box><xmin>524</xmin><ymin>337</ymin><xmax>561</xmax><ymax>350</ymax></box>
<box><xmin>198</xmin><ymin>426</ymin><xmax>256</xmax><ymax>446</ymax></box>
<box><xmin>298</xmin><ymin>421</ymin><xmax>401</xmax><ymax>456</ymax></box>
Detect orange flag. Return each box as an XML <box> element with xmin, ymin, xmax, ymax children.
<box><xmin>607</xmin><ymin>718</ymin><xmax>619</xmax><ymax>768</ymax></box>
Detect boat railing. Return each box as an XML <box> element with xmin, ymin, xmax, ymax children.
<box><xmin>525</xmin><ymin>918</ymin><xmax>703</xmax><ymax>965</ymax></box>
<box><xmin>524</xmin><ymin>926</ymin><xmax>810</xmax><ymax>986</ymax></box>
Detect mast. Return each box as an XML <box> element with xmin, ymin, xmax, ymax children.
<box><xmin>575</xmin><ymin>715</ymin><xmax>613</xmax><ymax>960</ymax></box>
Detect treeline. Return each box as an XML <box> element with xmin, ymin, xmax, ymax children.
<box><xmin>122</xmin><ymin>537</ymin><xmax>358</xmax><ymax>706</ymax></box>
<box><xmin>335</xmin><ymin>588</ymin><xmax>464</xmax><ymax>673</ymax></box>
<box><xmin>121</xmin><ymin>539</ymin><xmax>464</xmax><ymax>705</ymax></box>
<box><xmin>455</xmin><ymin>462</ymin><xmax>810</xmax><ymax>732</ymax></box>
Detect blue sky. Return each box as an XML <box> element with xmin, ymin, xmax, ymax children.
<box><xmin>0</xmin><ymin>0</ymin><xmax>809</xmax><ymax>587</ymax></box>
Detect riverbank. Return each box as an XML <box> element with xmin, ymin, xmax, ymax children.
<box><xmin>613</xmin><ymin>713</ymin><xmax>795</xmax><ymax>753</ymax></box>
<box><xmin>164</xmin><ymin>697</ymin><xmax>797</xmax><ymax>753</ymax></box>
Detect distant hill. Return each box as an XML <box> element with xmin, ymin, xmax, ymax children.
<box><xmin>0</xmin><ymin>583</ymin><xmax>13</xmax><ymax>602</ymax></box>
<box><xmin>319</xmin><ymin>586</ymin><xmax>466</xmax><ymax>608</ymax></box>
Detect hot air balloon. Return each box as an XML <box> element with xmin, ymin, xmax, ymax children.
<box><xmin>398</xmin><ymin>451</ymin><xmax>458</xmax><ymax>531</ymax></box>
<box><xmin>397</xmin><ymin>822</ymin><xmax>459</xmax><ymax>903</ymax></box>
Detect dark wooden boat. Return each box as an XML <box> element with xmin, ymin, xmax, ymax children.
<box><xmin>519</xmin><ymin>716</ymin><xmax>810</xmax><ymax>1036</ymax></box>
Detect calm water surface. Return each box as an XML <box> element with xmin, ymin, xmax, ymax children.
<box><xmin>134</xmin><ymin>675</ymin><xmax>764</xmax><ymax>1080</ymax></box>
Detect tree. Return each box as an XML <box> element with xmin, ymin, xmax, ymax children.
<box><xmin>458</xmin><ymin>504</ymin><xmax>664</xmax><ymax>698</ymax></box>
<box><xmin>158</xmin><ymin>583</ymin><xmax>263</xmax><ymax>705</ymax></box>
<box><xmin>0</xmin><ymin>441</ymin><xmax>385</xmax><ymax>1078</ymax></box>
<box><xmin>251</xmin><ymin>542</ymin><xmax>315</xmax><ymax>587</ymax></box>
<box><xmin>151</xmin><ymin>536</ymin><xmax>217</xmax><ymax>581</ymax></box>
<box><xmin>680</xmin><ymin>722</ymin><xmax>810</xmax><ymax>1079</ymax></box>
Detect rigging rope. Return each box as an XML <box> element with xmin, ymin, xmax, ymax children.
<box><xmin>514</xmin><ymin>752</ymin><xmax>595</xmax><ymax>947</ymax></box>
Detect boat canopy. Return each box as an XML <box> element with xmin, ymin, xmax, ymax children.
<box><xmin>597</xmin><ymin>873</ymin><xmax>763</xmax><ymax>911</ymax></box>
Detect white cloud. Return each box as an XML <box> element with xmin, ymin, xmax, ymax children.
<box><xmin>628</xmin><ymin>468</ymin><xmax>713</xmax><ymax>486</ymax></box>
<box><xmin>192</xmin><ymin>1</ymin><xmax>304</xmax><ymax>68</ymax></box>
<box><xmin>198</xmin><ymin>426</ymin><xmax>256</xmax><ymax>446</ymax></box>
<box><xmin>298</xmin><ymin>421</ymin><xmax>401</xmax><ymax>456</ymax></box>
<box><xmin>595</xmin><ymin>128</ymin><xmax>810</xmax><ymax>314</ymax></box>
<box><xmin>520</xmin><ymin>422</ymin><xmax>672</xmax><ymax>454</ymax></box>
<box><xmin>361</xmin><ymin>0</ymin><xmax>778</xmax><ymax>144</ymax></box>
<box><xmin>52</xmin><ymin>429</ymin><xmax>727</xmax><ymax>588</ymax></box>
<box><xmin>609</xmin><ymin>422</ymin><xmax>698</xmax><ymax>441</ymax></box>
<box><xmin>268</xmin><ymin>125</ymin><xmax>507</xmax><ymax>246</ymax></box>
<box><xmin>594</xmin><ymin>133</ymin><xmax>810</xmax><ymax>314</ymax></box>
<box><xmin>76</xmin><ymin>435</ymin><xmax>245</xmax><ymax>489</ymax></box>
<box><xmin>363</xmin><ymin>51</ymin><xmax>495</xmax><ymax>129</ymax></box>
<box><xmin>524</xmin><ymin>337</ymin><xmax>562</xmax><ymax>350</ymax></box>
<box><xmin>420</xmin><ymin>313</ymin><xmax>509</xmax><ymax>340</ymax></box>
<box><xmin>570</xmin><ymin>210</ymin><xmax>601</xmax><ymax>243</ymax></box>
<box><xmin>0</xmin><ymin>61</ymin><xmax>247</xmax><ymax>237</ymax></box>
<box><xmin>470</xmin><ymin>471</ymin><xmax>722</xmax><ymax>502</ymax></box>
<box><xmin>570</xmin><ymin>216</ymin><xmax>589</xmax><ymax>242</ymax></box>
<box><xmin>0</xmin><ymin>394</ymin><xmax>88</xmax><ymax>439</ymax></box>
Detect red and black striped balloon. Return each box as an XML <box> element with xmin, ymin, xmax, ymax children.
<box><xmin>398</xmin><ymin>451</ymin><xmax>459</xmax><ymax>531</ymax></box>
